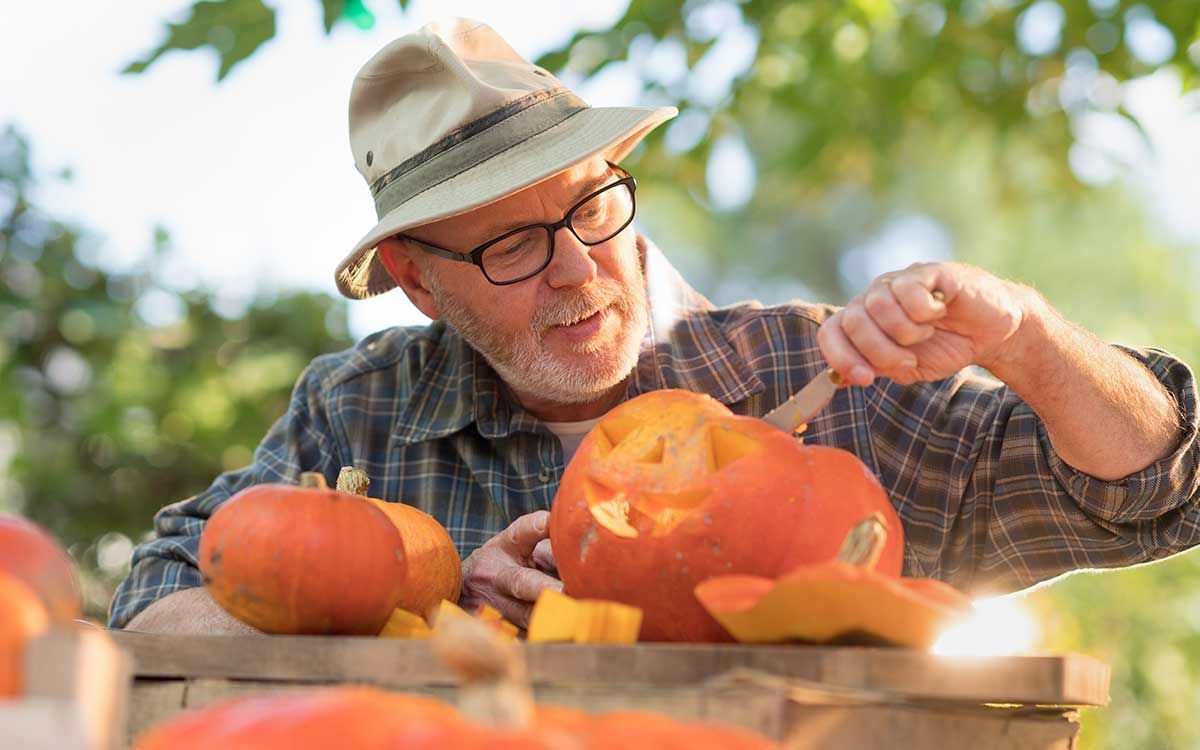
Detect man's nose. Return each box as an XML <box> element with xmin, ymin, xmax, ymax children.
<box><xmin>543</xmin><ymin>227</ymin><xmax>598</xmax><ymax>289</ymax></box>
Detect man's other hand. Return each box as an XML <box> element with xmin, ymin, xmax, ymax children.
<box><xmin>818</xmin><ymin>262</ymin><xmax>1033</xmax><ymax>386</ymax></box>
<box><xmin>459</xmin><ymin>510</ymin><xmax>562</xmax><ymax>628</ymax></box>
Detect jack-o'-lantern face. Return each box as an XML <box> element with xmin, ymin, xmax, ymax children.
<box><xmin>549</xmin><ymin>389</ymin><xmax>904</xmax><ymax>642</ymax></box>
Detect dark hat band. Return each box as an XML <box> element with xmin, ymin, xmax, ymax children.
<box><xmin>370</xmin><ymin>87</ymin><xmax>589</xmax><ymax>220</ymax></box>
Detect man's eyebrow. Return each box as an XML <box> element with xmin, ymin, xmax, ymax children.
<box><xmin>488</xmin><ymin>169</ymin><xmax>617</xmax><ymax>236</ymax></box>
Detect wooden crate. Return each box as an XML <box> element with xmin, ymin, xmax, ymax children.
<box><xmin>111</xmin><ymin>632</ymin><xmax>1109</xmax><ymax>749</ymax></box>
<box><xmin>0</xmin><ymin>627</ymin><xmax>131</xmax><ymax>750</ymax></box>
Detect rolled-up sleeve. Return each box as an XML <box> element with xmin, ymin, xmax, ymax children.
<box><xmin>869</xmin><ymin>346</ymin><xmax>1200</xmax><ymax>597</ymax></box>
<box><xmin>107</xmin><ymin>364</ymin><xmax>343</xmax><ymax>628</ymax></box>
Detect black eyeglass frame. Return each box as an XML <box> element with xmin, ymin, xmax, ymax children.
<box><xmin>396</xmin><ymin>166</ymin><xmax>637</xmax><ymax>286</ymax></box>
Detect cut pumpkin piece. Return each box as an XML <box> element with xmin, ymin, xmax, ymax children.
<box><xmin>378</xmin><ymin>607</ymin><xmax>432</xmax><ymax>639</ymax></box>
<box><xmin>695</xmin><ymin>513</ymin><xmax>973</xmax><ymax>649</ymax></box>
<box><xmin>474</xmin><ymin>604</ymin><xmax>520</xmax><ymax>640</ymax></box>
<box><xmin>527</xmin><ymin>589</ymin><xmax>642</xmax><ymax>644</ymax></box>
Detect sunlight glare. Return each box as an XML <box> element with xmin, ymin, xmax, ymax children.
<box><xmin>932</xmin><ymin>596</ymin><xmax>1041</xmax><ymax>657</ymax></box>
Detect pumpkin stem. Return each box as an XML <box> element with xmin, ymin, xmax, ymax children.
<box><xmin>431</xmin><ymin>612</ymin><xmax>533</xmax><ymax>729</ymax></box>
<box><xmin>298</xmin><ymin>472</ymin><xmax>328</xmax><ymax>489</ymax></box>
<box><xmin>336</xmin><ymin>466</ymin><xmax>371</xmax><ymax>497</ymax></box>
<box><xmin>836</xmin><ymin>513</ymin><xmax>888</xmax><ymax>570</ymax></box>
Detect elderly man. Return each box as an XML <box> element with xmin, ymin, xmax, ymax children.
<box><xmin>110</xmin><ymin>19</ymin><xmax>1199</xmax><ymax>634</ymax></box>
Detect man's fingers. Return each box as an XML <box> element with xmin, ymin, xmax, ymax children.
<box><xmin>498</xmin><ymin>510</ymin><xmax>551</xmax><ymax>559</ymax></box>
<box><xmin>531</xmin><ymin>538</ymin><xmax>557</xmax><ymax>574</ymax></box>
<box><xmin>891</xmin><ymin>273</ymin><xmax>948</xmax><ymax>324</ymax></box>
<box><xmin>864</xmin><ymin>281</ymin><xmax>936</xmax><ymax>346</ymax></box>
<box><xmin>461</xmin><ymin>592</ymin><xmax>535</xmax><ymax>630</ymax></box>
<box><xmin>495</xmin><ymin>563</ymin><xmax>563</xmax><ymax>604</ymax></box>
<box><xmin>839</xmin><ymin>304</ymin><xmax>919</xmax><ymax>376</ymax></box>
<box><xmin>817</xmin><ymin>310</ymin><xmax>875</xmax><ymax>385</ymax></box>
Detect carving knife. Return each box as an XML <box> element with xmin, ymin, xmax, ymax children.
<box><xmin>763</xmin><ymin>290</ymin><xmax>945</xmax><ymax>433</ymax></box>
<box><xmin>762</xmin><ymin>367</ymin><xmax>845</xmax><ymax>433</ymax></box>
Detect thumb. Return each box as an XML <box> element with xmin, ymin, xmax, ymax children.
<box><xmin>497</xmin><ymin>510</ymin><xmax>551</xmax><ymax>559</ymax></box>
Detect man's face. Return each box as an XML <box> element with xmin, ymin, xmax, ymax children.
<box><xmin>401</xmin><ymin>157</ymin><xmax>648</xmax><ymax>406</ymax></box>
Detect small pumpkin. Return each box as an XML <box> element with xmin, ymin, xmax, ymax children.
<box><xmin>549</xmin><ymin>389</ymin><xmax>904</xmax><ymax>642</ymax></box>
<box><xmin>199</xmin><ymin>472</ymin><xmax>407</xmax><ymax>635</ymax></box>
<box><xmin>0</xmin><ymin>570</ymin><xmax>50</xmax><ymax>699</ymax></box>
<box><xmin>695</xmin><ymin>513</ymin><xmax>973</xmax><ymax>648</ymax></box>
<box><xmin>0</xmin><ymin>514</ymin><xmax>82</xmax><ymax>623</ymax></box>
<box><xmin>336</xmin><ymin>467</ymin><xmax>462</xmax><ymax>618</ymax></box>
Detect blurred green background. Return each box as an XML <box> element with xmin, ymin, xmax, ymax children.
<box><xmin>3</xmin><ymin>1</ymin><xmax>1199</xmax><ymax>747</ymax></box>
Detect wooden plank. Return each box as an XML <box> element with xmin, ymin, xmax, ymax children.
<box><xmin>0</xmin><ymin>699</ymin><xmax>91</xmax><ymax>750</ymax></box>
<box><xmin>108</xmin><ymin>631</ymin><xmax>1110</xmax><ymax>707</ymax></box>
<box><xmin>123</xmin><ymin>682</ymin><xmax>187</xmax><ymax>750</ymax></box>
<box><xmin>782</xmin><ymin>704</ymin><xmax>1081</xmax><ymax>750</ymax></box>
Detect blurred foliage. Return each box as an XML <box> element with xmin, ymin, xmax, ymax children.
<box><xmin>35</xmin><ymin>1</ymin><xmax>1200</xmax><ymax>748</ymax></box>
<box><xmin>125</xmin><ymin>0</ymin><xmax>410</xmax><ymax>81</ymax></box>
<box><xmin>0</xmin><ymin>126</ymin><xmax>354</xmax><ymax>618</ymax></box>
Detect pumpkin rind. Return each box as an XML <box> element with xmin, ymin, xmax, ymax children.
<box><xmin>0</xmin><ymin>514</ymin><xmax>82</xmax><ymax>624</ymax></box>
<box><xmin>550</xmin><ymin>389</ymin><xmax>904</xmax><ymax>642</ymax></box>
<box><xmin>199</xmin><ymin>477</ymin><xmax>407</xmax><ymax>635</ymax></box>
<box><xmin>0</xmin><ymin>571</ymin><xmax>50</xmax><ymax>698</ymax></box>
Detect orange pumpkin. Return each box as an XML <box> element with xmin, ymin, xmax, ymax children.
<box><xmin>132</xmin><ymin>687</ymin><xmax>465</xmax><ymax>750</ymax></box>
<box><xmin>695</xmin><ymin>514</ymin><xmax>973</xmax><ymax>648</ymax></box>
<box><xmin>549</xmin><ymin>389</ymin><xmax>903</xmax><ymax>641</ymax></box>
<box><xmin>0</xmin><ymin>571</ymin><xmax>50</xmax><ymax>698</ymax></box>
<box><xmin>0</xmin><ymin>514</ymin><xmax>82</xmax><ymax>623</ymax></box>
<box><xmin>336</xmin><ymin>467</ymin><xmax>462</xmax><ymax>619</ymax></box>
<box><xmin>199</xmin><ymin>473</ymin><xmax>407</xmax><ymax>634</ymax></box>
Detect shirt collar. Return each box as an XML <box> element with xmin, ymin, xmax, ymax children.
<box><xmin>392</xmin><ymin>235</ymin><xmax>764</xmax><ymax>446</ymax></box>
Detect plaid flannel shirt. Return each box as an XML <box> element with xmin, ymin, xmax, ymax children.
<box><xmin>109</xmin><ymin>239</ymin><xmax>1200</xmax><ymax>628</ymax></box>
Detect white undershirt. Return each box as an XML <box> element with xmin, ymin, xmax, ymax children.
<box><xmin>542</xmin><ymin>416</ymin><xmax>604</xmax><ymax>464</ymax></box>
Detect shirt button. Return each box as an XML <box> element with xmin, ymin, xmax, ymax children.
<box><xmin>538</xmin><ymin>466</ymin><xmax>554</xmax><ymax>483</ymax></box>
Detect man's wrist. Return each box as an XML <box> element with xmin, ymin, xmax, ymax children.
<box><xmin>976</xmin><ymin>283</ymin><xmax>1056</xmax><ymax>392</ymax></box>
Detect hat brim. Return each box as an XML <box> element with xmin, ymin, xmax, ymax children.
<box><xmin>335</xmin><ymin>104</ymin><xmax>676</xmax><ymax>300</ymax></box>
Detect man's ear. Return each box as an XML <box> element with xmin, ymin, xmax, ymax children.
<box><xmin>376</xmin><ymin>237</ymin><xmax>440</xmax><ymax>320</ymax></box>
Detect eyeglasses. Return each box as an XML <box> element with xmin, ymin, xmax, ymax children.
<box><xmin>398</xmin><ymin>168</ymin><xmax>637</xmax><ymax>286</ymax></box>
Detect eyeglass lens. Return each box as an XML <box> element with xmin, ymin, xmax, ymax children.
<box><xmin>480</xmin><ymin>182</ymin><xmax>634</xmax><ymax>283</ymax></box>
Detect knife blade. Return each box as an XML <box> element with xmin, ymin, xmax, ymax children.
<box><xmin>762</xmin><ymin>367</ymin><xmax>844</xmax><ymax>433</ymax></box>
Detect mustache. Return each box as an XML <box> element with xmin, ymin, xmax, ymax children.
<box><xmin>531</xmin><ymin>278</ymin><xmax>628</xmax><ymax>332</ymax></box>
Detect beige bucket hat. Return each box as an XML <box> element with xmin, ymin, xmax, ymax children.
<box><xmin>335</xmin><ymin>18</ymin><xmax>677</xmax><ymax>299</ymax></box>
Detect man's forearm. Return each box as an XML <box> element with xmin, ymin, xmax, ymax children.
<box><xmin>984</xmin><ymin>289</ymin><xmax>1182</xmax><ymax>481</ymax></box>
<box><xmin>123</xmin><ymin>586</ymin><xmax>261</xmax><ymax>635</ymax></box>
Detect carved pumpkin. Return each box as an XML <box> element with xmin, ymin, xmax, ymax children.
<box><xmin>0</xmin><ymin>514</ymin><xmax>82</xmax><ymax>623</ymax></box>
<box><xmin>0</xmin><ymin>570</ymin><xmax>50</xmax><ymax>698</ymax></box>
<box><xmin>549</xmin><ymin>389</ymin><xmax>903</xmax><ymax>641</ymax></box>
<box><xmin>199</xmin><ymin>473</ymin><xmax>407</xmax><ymax>635</ymax></box>
<box><xmin>336</xmin><ymin>467</ymin><xmax>462</xmax><ymax>619</ymax></box>
<box><xmin>695</xmin><ymin>514</ymin><xmax>973</xmax><ymax>648</ymax></box>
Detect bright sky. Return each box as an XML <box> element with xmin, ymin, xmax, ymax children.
<box><xmin>0</xmin><ymin>0</ymin><xmax>631</xmax><ymax>337</ymax></box>
<box><xmin>2</xmin><ymin>2</ymin><xmax>1197</xmax><ymax>340</ymax></box>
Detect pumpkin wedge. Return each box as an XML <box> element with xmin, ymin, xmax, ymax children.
<box><xmin>527</xmin><ymin>589</ymin><xmax>643</xmax><ymax>644</ymax></box>
<box><xmin>695</xmin><ymin>513</ymin><xmax>973</xmax><ymax>648</ymax></box>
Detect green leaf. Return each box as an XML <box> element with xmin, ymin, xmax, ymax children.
<box><xmin>320</xmin><ymin>0</ymin><xmax>344</xmax><ymax>34</ymax></box>
<box><xmin>122</xmin><ymin>0</ymin><xmax>277</xmax><ymax>82</ymax></box>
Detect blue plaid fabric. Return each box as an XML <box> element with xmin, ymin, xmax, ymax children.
<box><xmin>109</xmin><ymin>240</ymin><xmax>1200</xmax><ymax>627</ymax></box>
